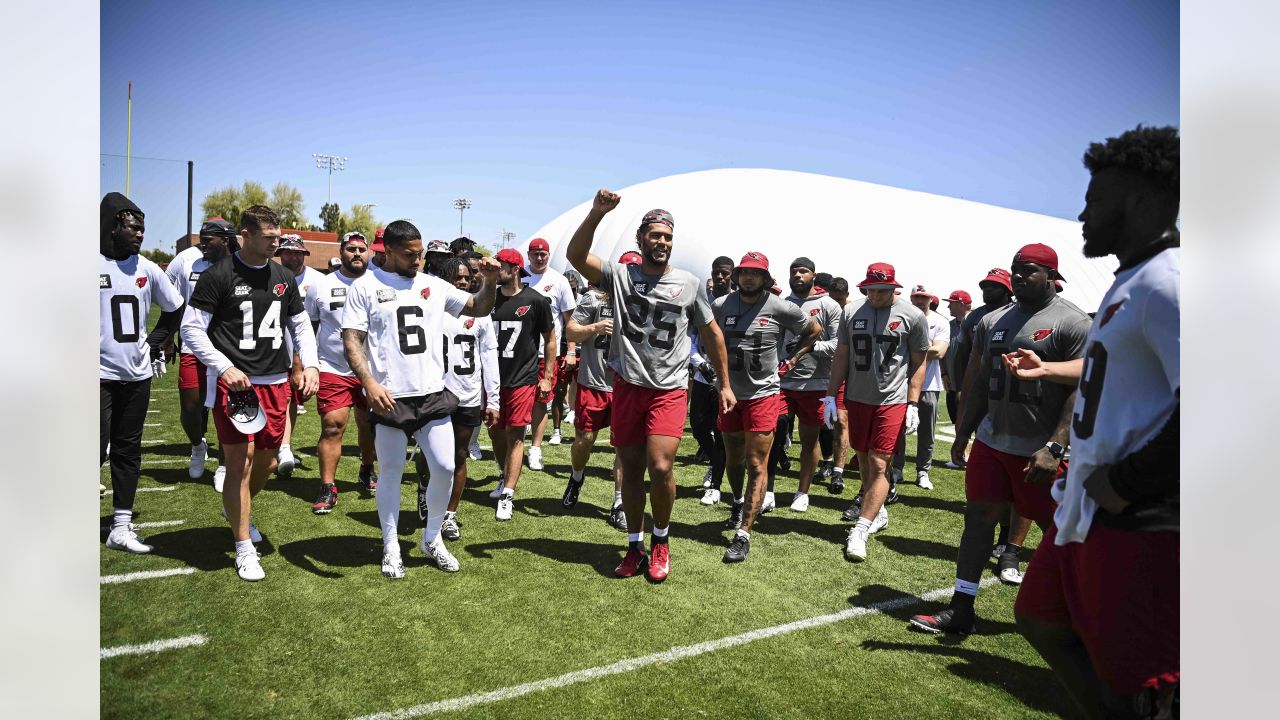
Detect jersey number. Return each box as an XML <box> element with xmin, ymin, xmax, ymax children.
<box><xmin>497</xmin><ymin>321</ymin><xmax>524</xmax><ymax>358</ymax></box>
<box><xmin>851</xmin><ymin>334</ymin><xmax>898</xmax><ymax>373</ymax></box>
<box><xmin>109</xmin><ymin>295</ymin><xmax>141</xmax><ymax>343</ymax></box>
<box><xmin>448</xmin><ymin>335</ymin><xmax>476</xmax><ymax>375</ymax></box>
<box><xmin>725</xmin><ymin>330</ymin><xmax>764</xmax><ymax>372</ymax></box>
<box><xmin>622</xmin><ymin>296</ymin><xmax>680</xmax><ymax>351</ymax></box>
<box><xmin>396</xmin><ymin>306</ymin><xmax>428</xmax><ymax>355</ymax></box>
<box><xmin>987</xmin><ymin>348</ymin><xmax>1041</xmax><ymax>405</ymax></box>
<box><xmin>1072</xmin><ymin>342</ymin><xmax>1108</xmax><ymax>439</ymax></box>
<box><xmin>238</xmin><ymin>301</ymin><xmax>282</xmax><ymax>350</ymax></box>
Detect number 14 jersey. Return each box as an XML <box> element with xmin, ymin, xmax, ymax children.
<box><xmin>598</xmin><ymin>261</ymin><xmax>713</xmax><ymax>390</ymax></box>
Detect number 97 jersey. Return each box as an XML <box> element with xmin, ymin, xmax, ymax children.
<box><xmin>598</xmin><ymin>261</ymin><xmax>713</xmax><ymax>390</ymax></box>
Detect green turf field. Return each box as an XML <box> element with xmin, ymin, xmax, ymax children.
<box><xmin>100</xmin><ymin>311</ymin><xmax>1065</xmax><ymax>719</ymax></box>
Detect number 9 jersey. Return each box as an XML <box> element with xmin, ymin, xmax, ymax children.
<box><xmin>186</xmin><ymin>254</ymin><xmax>306</xmax><ymax>377</ymax></box>
<box><xmin>598</xmin><ymin>261</ymin><xmax>713</xmax><ymax>390</ymax></box>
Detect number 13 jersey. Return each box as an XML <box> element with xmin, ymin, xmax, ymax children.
<box><xmin>341</xmin><ymin>266</ymin><xmax>470</xmax><ymax>398</ymax></box>
<box><xmin>187</xmin><ymin>254</ymin><xmax>305</xmax><ymax>377</ymax></box>
<box><xmin>598</xmin><ymin>261</ymin><xmax>713</xmax><ymax>390</ymax></box>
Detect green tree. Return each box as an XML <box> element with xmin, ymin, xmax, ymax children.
<box><xmin>269</xmin><ymin>182</ymin><xmax>306</xmax><ymax>229</ymax></box>
<box><xmin>342</xmin><ymin>203</ymin><xmax>379</xmax><ymax>238</ymax></box>
<box><xmin>201</xmin><ymin>180</ymin><xmax>272</xmax><ymax>227</ymax></box>
<box><xmin>319</xmin><ymin>202</ymin><xmax>341</xmax><ymax>233</ymax></box>
<box><xmin>141</xmin><ymin>248</ymin><xmax>174</xmax><ymax>265</ymax></box>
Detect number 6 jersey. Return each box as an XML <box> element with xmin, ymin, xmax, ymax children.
<box><xmin>598</xmin><ymin>261</ymin><xmax>713</xmax><ymax>390</ymax></box>
<box><xmin>341</xmin><ymin>266</ymin><xmax>471</xmax><ymax>398</ymax></box>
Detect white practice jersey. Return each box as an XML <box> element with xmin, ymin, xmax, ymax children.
<box><xmin>285</xmin><ymin>265</ymin><xmax>325</xmax><ymax>357</ymax></box>
<box><xmin>921</xmin><ymin>310</ymin><xmax>951</xmax><ymax>392</ymax></box>
<box><xmin>166</xmin><ymin>245</ymin><xmax>204</xmax><ymax>292</ymax></box>
<box><xmin>524</xmin><ymin>265</ymin><xmax>577</xmax><ymax>358</ymax></box>
<box><xmin>443</xmin><ymin>314</ymin><xmax>500</xmax><ymax>409</ymax></box>
<box><xmin>305</xmin><ymin>269</ymin><xmax>360</xmax><ymax>376</ymax></box>
<box><xmin>340</xmin><ymin>267</ymin><xmax>470</xmax><ymax>398</ymax></box>
<box><xmin>100</xmin><ymin>254</ymin><xmax>183</xmax><ymax>381</ymax></box>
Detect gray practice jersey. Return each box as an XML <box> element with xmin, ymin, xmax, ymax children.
<box><xmin>838</xmin><ymin>297</ymin><xmax>930</xmax><ymax>405</ymax></box>
<box><xmin>781</xmin><ymin>291</ymin><xmax>842</xmax><ymax>391</ymax></box>
<box><xmin>713</xmin><ymin>292</ymin><xmax>809</xmax><ymax>400</ymax></box>
<box><xmin>571</xmin><ymin>289</ymin><xmax>615</xmax><ymax>392</ymax></box>
<box><xmin>598</xmin><ymin>261</ymin><xmax>713</xmax><ymax>390</ymax></box>
<box><xmin>974</xmin><ymin>295</ymin><xmax>1092</xmax><ymax>456</ymax></box>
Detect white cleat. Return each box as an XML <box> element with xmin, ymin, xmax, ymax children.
<box><xmin>527</xmin><ymin>446</ymin><xmax>544</xmax><ymax>471</ymax></box>
<box><xmin>468</xmin><ymin>441</ymin><xmax>483</xmax><ymax>461</ymax></box>
<box><xmin>869</xmin><ymin>506</ymin><xmax>890</xmax><ymax>534</ymax></box>
<box><xmin>381</xmin><ymin>552</ymin><xmax>405</xmax><ymax>579</ymax></box>
<box><xmin>295</xmin><ymin>403</ymin><xmax>307</xmax><ymax>415</ymax></box>
<box><xmin>105</xmin><ymin>525</ymin><xmax>152</xmax><ymax>554</ymax></box>
<box><xmin>548</xmin><ymin>429</ymin><xmax>562</xmax><ymax>445</ymax></box>
<box><xmin>496</xmin><ymin>494</ymin><xmax>514</xmax><ymax>521</ymax></box>
<box><xmin>188</xmin><ymin>439</ymin><xmax>209</xmax><ymax>479</ymax></box>
<box><xmin>100</xmin><ymin>483</ymin><xmax>107</xmax><ymax>497</ymax></box>
<box><xmin>563</xmin><ymin>409</ymin><xmax>575</xmax><ymax>426</ymax></box>
<box><xmin>845</xmin><ymin>526</ymin><xmax>869</xmax><ymax>562</ymax></box>
<box><xmin>700</xmin><ymin>487</ymin><xmax>721</xmax><ymax>506</ymax></box>
<box><xmin>761</xmin><ymin>491</ymin><xmax>776</xmax><ymax>514</ymax></box>
<box><xmin>1000</xmin><ymin>566</ymin><xmax>1024</xmax><ymax>585</ymax></box>
<box><xmin>235</xmin><ymin>551</ymin><xmax>265</xmax><ymax>581</ymax></box>
<box><xmin>276</xmin><ymin>446</ymin><xmax>296</xmax><ymax>478</ymax></box>
<box><xmin>213</xmin><ymin>465</ymin><xmax>226</xmax><ymax>493</ymax></box>
<box><xmin>422</xmin><ymin>536</ymin><xmax>460</xmax><ymax>572</ymax></box>
<box><xmin>790</xmin><ymin>493</ymin><xmax>809</xmax><ymax>513</ymax></box>
<box><xmin>918</xmin><ymin>471</ymin><xmax>933</xmax><ymax>490</ymax></box>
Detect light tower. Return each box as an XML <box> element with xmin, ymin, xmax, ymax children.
<box><xmin>312</xmin><ymin>154</ymin><xmax>348</xmax><ymax>205</ymax></box>
<box><xmin>452</xmin><ymin>198</ymin><xmax>472</xmax><ymax>236</ymax></box>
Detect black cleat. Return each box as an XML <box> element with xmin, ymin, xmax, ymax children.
<box><xmin>884</xmin><ymin>482</ymin><xmax>899</xmax><ymax>505</ymax></box>
<box><xmin>909</xmin><ymin>608</ymin><xmax>976</xmax><ymax>635</ymax></box>
<box><xmin>726</xmin><ymin>501</ymin><xmax>745</xmax><ymax>529</ymax></box>
<box><xmin>607</xmin><ymin>504</ymin><xmax>628</xmax><ymax>532</ymax></box>
<box><xmin>997</xmin><ymin>545</ymin><xmax>1024</xmax><ymax>585</ymax></box>
<box><xmin>841</xmin><ymin>493</ymin><xmax>864</xmax><ymax>521</ymax></box>
<box><xmin>561</xmin><ymin>477</ymin><xmax>584</xmax><ymax>509</ymax></box>
<box><xmin>311</xmin><ymin>483</ymin><xmax>338</xmax><ymax>514</ymax></box>
<box><xmin>358</xmin><ymin>464</ymin><xmax>378</xmax><ymax>493</ymax></box>
<box><xmin>829</xmin><ymin>473</ymin><xmax>845</xmax><ymax>494</ymax></box>
<box><xmin>723</xmin><ymin>533</ymin><xmax>750</xmax><ymax>563</ymax></box>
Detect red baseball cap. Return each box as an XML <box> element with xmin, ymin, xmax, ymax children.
<box><xmin>529</xmin><ymin>238</ymin><xmax>550</xmax><ymax>253</ymax></box>
<box><xmin>945</xmin><ymin>290</ymin><xmax>972</xmax><ymax>304</ymax></box>
<box><xmin>618</xmin><ymin>251</ymin><xmax>643</xmax><ymax>265</ymax></box>
<box><xmin>371</xmin><ymin>228</ymin><xmax>385</xmax><ymax>253</ymax></box>
<box><xmin>980</xmin><ymin>267</ymin><xmax>1012</xmax><ymax>292</ymax></box>
<box><xmin>857</xmin><ymin>262</ymin><xmax>902</xmax><ymax>289</ymax></box>
<box><xmin>496</xmin><ymin>248</ymin><xmax>531</xmax><ymax>277</ymax></box>
<box><xmin>1012</xmin><ymin>243</ymin><xmax>1065</xmax><ymax>281</ymax></box>
<box><xmin>909</xmin><ymin>284</ymin><xmax>932</xmax><ymax>298</ymax></box>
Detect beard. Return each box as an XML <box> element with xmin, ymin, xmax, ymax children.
<box><xmin>342</xmin><ymin>257</ymin><xmax>366</xmax><ymax>276</ymax></box>
<box><xmin>790</xmin><ymin>278</ymin><xmax>813</xmax><ymax>295</ymax></box>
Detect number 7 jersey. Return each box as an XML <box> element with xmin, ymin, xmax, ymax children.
<box><xmin>598</xmin><ymin>261</ymin><xmax>713</xmax><ymax>390</ymax></box>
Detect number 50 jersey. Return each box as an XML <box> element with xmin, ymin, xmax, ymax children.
<box><xmin>598</xmin><ymin>261</ymin><xmax>713</xmax><ymax>390</ymax></box>
<box><xmin>341</xmin><ymin>266</ymin><xmax>471</xmax><ymax>398</ymax></box>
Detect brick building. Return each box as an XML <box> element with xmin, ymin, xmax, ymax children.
<box><xmin>175</xmin><ymin>229</ymin><xmax>341</xmax><ymax>271</ymax></box>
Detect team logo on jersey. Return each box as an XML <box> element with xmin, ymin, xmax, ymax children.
<box><xmin>376</xmin><ymin>289</ymin><xmax>397</xmax><ymax>302</ymax></box>
<box><xmin>135</xmin><ymin>276</ymin><xmax>148</xmax><ymax>288</ymax></box>
<box><xmin>853</xmin><ymin>319</ymin><xmax>867</xmax><ymax>330</ymax></box>
<box><xmin>515</xmin><ymin>305</ymin><xmax>531</xmax><ymax>317</ymax></box>
<box><xmin>991</xmin><ymin>329</ymin><xmax>1007</xmax><ymax>342</ymax></box>
<box><xmin>1030</xmin><ymin>329</ymin><xmax>1054</xmax><ymax>341</ymax></box>
<box><xmin>725</xmin><ymin>316</ymin><xmax>738</xmax><ymax>327</ymax></box>
<box><xmin>757</xmin><ymin>316</ymin><xmax>771</xmax><ymax>327</ymax></box>
<box><xmin>331</xmin><ymin>287</ymin><xmax>346</xmax><ymax>297</ymax></box>
<box><xmin>189</xmin><ymin>271</ymin><xmax>201</xmax><ymax>282</ymax></box>
<box><xmin>543</xmin><ymin>284</ymin><xmax>553</xmax><ymax>292</ymax></box>
<box><xmin>272</xmin><ymin>283</ymin><xmax>287</xmax><ymax>297</ymax></box>
<box><xmin>635</xmin><ymin>282</ymin><xmax>648</xmax><ymax>293</ymax></box>
<box><xmin>420</xmin><ymin>287</ymin><xmax>431</xmax><ymax>300</ymax></box>
<box><xmin>233</xmin><ymin>284</ymin><xmax>251</xmax><ymax>297</ymax></box>
<box><xmin>809</xmin><ymin>307</ymin><xmax>821</xmax><ymax>317</ymax></box>
<box><xmin>464</xmin><ymin>318</ymin><xmax>475</xmax><ymax>329</ymax></box>
<box><xmin>1099</xmin><ymin>300</ymin><xmax>1124</xmax><ymax>327</ymax></box>
<box><xmin>888</xmin><ymin>320</ymin><xmax>901</xmax><ymax>331</ymax></box>
<box><xmin>99</xmin><ymin>274</ymin><xmax>111</xmax><ymax>289</ymax></box>
<box><xmin>667</xmin><ymin>286</ymin><xmax>683</xmax><ymax>299</ymax></box>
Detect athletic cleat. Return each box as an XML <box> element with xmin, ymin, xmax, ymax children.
<box><xmin>997</xmin><ymin>548</ymin><xmax>1023</xmax><ymax>585</ymax></box>
<box><xmin>869</xmin><ymin>506</ymin><xmax>889</xmax><ymax>533</ymax></box>
<box><xmin>276</xmin><ymin>446</ymin><xmax>296</xmax><ymax>478</ymax></box>
<box><xmin>548</xmin><ymin>429</ymin><xmax>562</xmax><ymax>445</ymax></box>
<box><xmin>358</xmin><ymin>464</ymin><xmax>379</xmax><ymax>492</ymax></box>
<box><xmin>726</xmin><ymin>501</ymin><xmax>745</xmax><ymax>529</ymax></box>
<box><xmin>221</xmin><ymin>507</ymin><xmax>263</xmax><ymax>543</ymax></box>
<box><xmin>829</xmin><ymin>474</ymin><xmax>845</xmax><ymax>494</ymax></box>
<box><xmin>779</xmin><ymin>454</ymin><xmax>791</xmax><ymax>472</ymax></box>
<box><xmin>790</xmin><ymin>493</ymin><xmax>809</xmax><ymax>513</ymax></box>
<box><xmin>614</xmin><ymin>546</ymin><xmax>648</xmax><ymax>577</ymax></box>
<box><xmin>702</xmin><ymin>467</ymin><xmax>714</xmax><ymax>488</ymax></box>
<box><xmin>844</xmin><ymin>526</ymin><xmax>869</xmax><ymax>562</ymax></box>
<box><xmin>918</xmin><ymin>471</ymin><xmax>934</xmax><ymax>490</ymax></box>
<box><xmin>723</xmin><ymin>533</ymin><xmax>750</xmax><ymax>563</ymax></box>
<box><xmin>100</xmin><ymin>483</ymin><xmax>107</xmax><ymax>497</ymax></box>
<box><xmin>527</xmin><ymin>446</ymin><xmax>544</xmax><ymax>471</ymax></box>
<box><xmin>608</xmin><ymin>505</ymin><xmax>628</xmax><ymax>532</ymax></box>
<box><xmin>296</xmin><ymin>402</ymin><xmax>307</xmax><ymax>415</ymax></box>
<box><xmin>909</xmin><ymin>608</ymin><xmax>975</xmax><ymax>635</ymax></box>
<box><xmin>489</xmin><ymin>482</ymin><xmax>507</xmax><ymax>499</ymax></box>
<box><xmin>563</xmin><ymin>409</ymin><xmax>575</xmax><ymax>426</ymax></box>
<box><xmin>820</xmin><ymin>460</ymin><xmax>833</xmax><ymax>479</ymax></box>
<box><xmin>422</xmin><ymin>537</ymin><xmax>460</xmax><ymax>572</ymax></box>
<box><xmin>841</xmin><ymin>493</ymin><xmax>864</xmax><ymax>521</ymax></box>
<box><xmin>885</xmin><ymin>483</ymin><xmax>899</xmax><ymax>505</ymax></box>
<box><xmin>188</xmin><ymin>439</ymin><xmax>209</xmax><ymax>479</ymax></box>
<box><xmin>496</xmin><ymin>494</ymin><xmax>514</xmax><ymax>521</ymax></box>
<box><xmin>468</xmin><ymin>441</ymin><xmax>483</xmax><ymax>461</ymax></box>
<box><xmin>991</xmin><ymin>543</ymin><xmax>1006</xmax><ymax>559</ymax></box>
<box><xmin>311</xmin><ymin>484</ymin><xmax>338</xmax><ymax>514</ymax></box>
<box><xmin>700</xmin><ymin>487</ymin><xmax>721</xmax><ymax>506</ymax></box>
<box><xmin>235</xmin><ymin>551</ymin><xmax>265</xmax><ymax>581</ymax></box>
<box><xmin>381</xmin><ymin>553</ymin><xmax>406</xmax><ymax>579</ymax></box>
<box><xmin>213</xmin><ymin>465</ymin><xmax>226</xmax><ymax>493</ymax></box>
<box><xmin>561</xmin><ymin>476</ymin><xmax>584</xmax><ymax>508</ymax></box>
<box><xmin>441</xmin><ymin>514</ymin><xmax>461</xmax><ymax>541</ymax></box>
<box><xmin>760</xmin><ymin>491</ymin><xmax>776</xmax><ymax>514</ymax></box>
<box><xmin>105</xmin><ymin>525</ymin><xmax>152</xmax><ymax>554</ymax></box>
<box><xmin>647</xmin><ymin>542</ymin><xmax>670</xmax><ymax>582</ymax></box>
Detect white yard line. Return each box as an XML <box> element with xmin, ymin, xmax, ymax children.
<box><xmin>102</xmin><ymin>487</ymin><xmax>176</xmax><ymax>496</ymax></box>
<box><xmin>350</xmin><ymin>577</ymin><xmax>999</xmax><ymax>720</ymax></box>
<box><xmin>142</xmin><ymin>439</ymin><xmax>165</xmax><ymax>445</ymax></box>
<box><xmin>100</xmin><ymin>567</ymin><xmax>195</xmax><ymax>585</ymax></box>
<box><xmin>144</xmin><ymin>423</ymin><xmax>162</xmax><ymax>427</ymax></box>
<box><xmin>147</xmin><ymin>410</ymin><xmax>160</xmax><ymax>413</ymax></box>
<box><xmin>136</xmin><ymin>520</ymin><xmax>186</xmax><ymax>529</ymax></box>
<box><xmin>142</xmin><ymin>458</ymin><xmax>196</xmax><ymax>466</ymax></box>
<box><xmin>100</xmin><ymin>634</ymin><xmax>207</xmax><ymax>659</ymax></box>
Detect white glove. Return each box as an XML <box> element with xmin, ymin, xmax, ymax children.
<box><xmin>822</xmin><ymin>395</ymin><xmax>838</xmax><ymax>429</ymax></box>
<box><xmin>904</xmin><ymin>403</ymin><xmax>920</xmax><ymax>435</ymax></box>
<box><xmin>151</xmin><ymin>350</ymin><xmax>167</xmax><ymax>379</ymax></box>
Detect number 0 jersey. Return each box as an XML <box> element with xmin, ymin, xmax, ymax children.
<box><xmin>341</xmin><ymin>266</ymin><xmax>470</xmax><ymax>399</ymax></box>
<box><xmin>186</xmin><ymin>253</ymin><xmax>306</xmax><ymax>377</ymax></box>
<box><xmin>837</xmin><ymin>298</ymin><xmax>930</xmax><ymax>405</ymax></box>
<box><xmin>100</xmin><ymin>254</ymin><xmax>183</xmax><ymax>381</ymax></box>
<box><xmin>304</xmin><ymin>270</ymin><xmax>360</xmax><ymax>376</ymax></box>
<box><xmin>570</xmin><ymin>289</ymin><xmax>615</xmax><ymax>392</ymax></box>
<box><xmin>491</xmin><ymin>286</ymin><xmax>554</xmax><ymax>388</ymax></box>
<box><xmin>712</xmin><ymin>292</ymin><xmax>810</xmax><ymax>400</ymax></box>
<box><xmin>443</xmin><ymin>313</ymin><xmax>500</xmax><ymax>409</ymax></box>
<box><xmin>598</xmin><ymin>261</ymin><xmax>713</xmax><ymax>390</ymax></box>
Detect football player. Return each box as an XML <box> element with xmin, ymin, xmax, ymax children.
<box><xmin>523</xmin><ymin>238</ymin><xmax>578</xmax><ymax>468</ymax></box>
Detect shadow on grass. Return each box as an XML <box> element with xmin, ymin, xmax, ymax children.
<box><xmin>346</xmin><ymin>509</ymin><xmax>424</xmax><ymax>534</ymax></box>
<box><xmin>142</xmin><ymin>526</ymin><xmax>276</xmax><ymax>571</ymax></box>
<box><xmin>278</xmin><ymin>534</ymin><xmax>384</xmax><ymax>579</ymax></box>
<box><xmin>859</xmin><ymin>639</ymin><xmax>1072</xmax><ymax>717</ymax></box>
<box><xmin>890</xmin><ymin>493</ymin><xmax>967</xmax><ymax>514</ymax></box>
<box><xmin>462</xmin><ymin>537</ymin><xmax>620</xmax><ymax>576</ymax></box>
<box><xmin>876</xmin><ymin>535</ymin><xmax>958</xmax><ymax>563</ymax></box>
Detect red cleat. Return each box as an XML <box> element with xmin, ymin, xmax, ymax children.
<box><xmin>614</xmin><ymin>546</ymin><xmax>648</xmax><ymax>578</ymax></box>
<box><xmin>647</xmin><ymin>542</ymin><xmax>670</xmax><ymax>582</ymax></box>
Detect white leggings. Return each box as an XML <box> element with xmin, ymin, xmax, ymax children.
<box><xmin>374</xmin><ymin>417</ymin><xmax>455</xmax><ymax>551</ymax></box>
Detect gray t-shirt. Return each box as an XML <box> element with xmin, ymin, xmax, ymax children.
<box><xmin>571</xmin><ymin>289</ymin><xmax>614</xmax><ymax>392</ymax></box>
<box><xmin>837</xmin><ymin>297</ymin><xmax>930</xmax><ymax>405</ymax></box>
<box><xmin>781</xmin><ymin>291</ymin><xmax>843</xmax><ymax>392</ymax></box>
<box><xmin>974</xmin><ymin>295</ymin><xmax>1093</xmax><ymax>456</ymax></box>
<box><xmin>712</xmin><ymin>292</ymin><xmax>810</xmax><ymax>400</ymax></box>
<box><xmin>598</xmin><ymin>261</ymin><xmax>713</xmax><ymax>390</ymax></box>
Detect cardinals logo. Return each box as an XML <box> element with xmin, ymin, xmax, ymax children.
<box><xmin>1030</xmin><ymin>329</ymin><xmax>1054</xmax><ymax>341</ymax></box>
<box><xmin>272</xmin><ymin>283</ymin><xmax>286</xmax><ymax>297</ymax></box>
<box><xmin>515</xmin><ymin>305</ymin><xmax>531</xmax><ymax>317</ymax></box>
<box><xmin>757</xmin><ymin>316</ymin><xmax>771</xmax><ymax>327</ymax></box>
<box><xmin>420</xmin><ymin>287</ymin><xmax>431</xmax><ymax>300</ymax></box>
<box><xmin>809</xmin><ymin>308</ymin><xmax>821</xmax><ymax>316</ymax></box>
<box><xmin>913</xmin><ymin>284</ymin><xmax>926</xmax><ymax>294</ymax></box>
<box><xmin>870</xmin><ymin>269</ymin><xmax>889</xmax><ymax>281</ymax></box>
<box><xmin>135</xmin><ymin>277</ymin><xmax>148</xmax><ymax>288</ymax></box>
<box><xmin>1099</xmin><ymin>300</ymin><xmax>1124</xmax><ymax>327</ymax></box>
<box><xmin>464</xmin><ymin>318</ymin><xmax>475</xmax><ymax>329</ymax></box>
<box><xmin>668</xmin><ymin>286</ymin><xmax>683</xmax><ymax>299</ymax></box>
<box><xmin>888</xmin><ymin>320</ymin><xmax>901</xmax><ymax>331</ymax></box>
<box><xmin>746</xmin><ymin>251</ymin><xmax>764</xmax><ymax>262</ymax></box>
<box><xmin>543</xmin><ymin>284</ymin><xmax>553</xmax><ymax>292</ymax></box>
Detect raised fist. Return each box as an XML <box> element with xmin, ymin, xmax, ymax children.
<box><xmin>593</xmin><ymin>189</ymin><xmax>621</xmax><ymax>214</ymax></box>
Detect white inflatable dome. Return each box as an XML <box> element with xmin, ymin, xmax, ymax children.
<box><xmin>522</xmin><ymin>168</ymin><xmax>1116</xmax><ymax>311</ymax></box>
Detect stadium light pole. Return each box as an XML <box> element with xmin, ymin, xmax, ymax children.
<box><xmin>453</xmin><ymin>198</ymin><xmax>471</xmax><ymax>236</ymax></box>
<box><xmin>501</xmin><ymin>230</ymin><xmax>515</xmax><ymax>248</ymax></box>
<box><xmin>313</xmin><ymin>154</ymin><xmax>348</xmax><ymax>206</ymax></box>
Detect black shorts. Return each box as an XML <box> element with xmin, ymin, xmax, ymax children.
<box><xmin>370</xmin><ymin>390</ymin><xmax>459</xmax><ymax>437</ymax></box>
<box><xmin>452</xmin><ymin>404</ymin><xmax>483</xmax><ymax>428</ymax></box>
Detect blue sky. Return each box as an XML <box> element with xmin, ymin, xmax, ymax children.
<box><xmin>101</xmin><ymin>1</ymin><xmax>1178</xmax><ymax>252</ymax></box>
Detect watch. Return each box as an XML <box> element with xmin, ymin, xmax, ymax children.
<box><xmin>1044</xmin><ymin>441</ymin><xmax>1066</xmax><ymax>459</ymax></box>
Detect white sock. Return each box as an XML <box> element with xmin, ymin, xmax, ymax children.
<box><xmin>627</xmin><ymin>532</ymin><xmax>644</xmax><ymax>544</ymax></box>
<box><xmin>445</xmin><ymin>510</ymin><xmax>456</xmax><ymax>520</ymax></box>
<box><xmin>613</xmin><ymin>491</ymin><xmax>623</xmax><ymax>509</ymax></box>
<box><xmin>412</xmin><ymin>418</ymin><xmax>458</xmax><ymax>545</ymax></box>
<box><xmin>234</xmin><ymin>539</ymin><xmax>254</xmax><ymax>557</ymax></box>
<box><xmin>571</xmin><ymin>468</ymin><xmax>584</xmax><ymax>482</ymax></box>
<box><xmin>280</xmin><ymin>444</ymin><xmax>291</xmax><ymax>454</ymax></box>
<box><xmin>855</xmin><ymin>518</ymin><xmax>872</xmax><ymax>532</ymax></box>
<box><xmin>955</xmin><ymin>579</ymin><xmax>980</xmax><ymax>596</ymax></box>
<box><xmin>501</xmin><ymin>488</ymin><xmax>514</xmax><ymax>499</ymax></box>
<box><xmin>833</xmin><ymin>467</ymin><xmax>844</xmax><ymax>476</ymax></box>
<box><xmin>112</xmin><ymin>508</ymin><xmax>132</xmax><ymax>529</ymax></box>
<box><xmin>736</xmin><ymin>529</ymin><xmax>750</xmax><ymax>541</ymax></box>
<box><xmin>734</xmin><ymin>495</ymin><xmax>745</xmax><ymax>505</ymax></box>
<box><xmin>652</xmin><ymin>525</ymin><xmax>669</xmax><ymax>538</ymax></box>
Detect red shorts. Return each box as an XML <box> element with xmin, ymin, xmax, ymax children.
<box><xmin>211</xmin><ymin>380</ymin><xmax>290</xmax><ymax>448</ymax></box>
<box><xmin>317</xmin><ymin>372</ymin><xmax>366</xmax><ymax>415</ymax></box>
<box><xmin>1015</xmin><ymin>523</ymin><xmax>1180</xmax><ymax>695</ymax></box>
<box><xmin>719</xmin><ymin>393</ymin><xmax>784</xmax><ymax>433</ymax></box>
<box><xmin>499</xmin><ymin>384</ymin><xmax>536</xmax><ymax>428</ymax></box>
<box><xmin>964</xmin><ymin>439</ymin><xmax>1061</xmax><ymax>524</ymax></box>
<box><xmin>291</xmin><ymin>383</ymin><xmax>307</xmax><ymax>406</ymax></box>
<box><xmin>557</xmin><ymin>357</ymin><xmax>575</xmax><ymax>390</ymax></box>
<box><xmin>178</xmin><ymin>353</ymin><xmax>206</xmax><ymax>391</ymax></box>
<box><xmin>783</xmin><ymin>389</ymin><xmax>825</xmax><ymax>428</ymax></box>
<box><xmin>836</xmin><ymin>383</ymin><xmax>845</xmax><ymax>407</ymax></box>
<box><xmin>610</xmin><ymin>377</ymin><xmax>687</xmax><ymax>447</ymax></box>
<box><xmin>844</xmin><ymin>400</ymin><xmax>905</xmax><ymax>455</ymax></box>
<box><xmin>573</xmin><ymin>385</ymin><xmax>612</xmax><ymax>432</ymax></box>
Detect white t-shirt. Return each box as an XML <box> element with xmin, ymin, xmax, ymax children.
<box><xmin>1052</xmin><ymin>247</ymin><xmax>1179</xmax><ymax>544</ymax></box>
<box><xmin>305</xmin><ymin>269</ymin><xmax>360</xmax><ymax>376</ymax></box>
<box><xmin>523</xmin><ymin>265</ymin><xmax>577</xmax><ymax>358</ymax></box>
<box><xmin>100</xmin><ymin>254</ymin><xmax>184</xmax><ymax>381</ymax></box>
<box><xmin>340</xmin><ymin>267</ymin><xmax>470</xmax><ymax>398</ymax></box>
<box><xmin>922</xmin><ymin>309</ymin><xmax>951</xmax><ymax>392</ymax></box>
<box><xmin>443</xmin><ymin>314</ymin><xmax>501</xmax><ymax>409</ymax></box>
<box><xmin>166</xmin><ymin>245</ymin><xmax>204</xmax><ymax>291</ymax></box>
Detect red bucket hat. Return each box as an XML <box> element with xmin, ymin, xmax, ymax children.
<box><xmin>979</xmin><ymin>267</ymin><xmax>1012</xmax><ymax>292</ymax></box>
<box><xmin>857</xmin><ymin>262</ymin><xmax>902</xmax><ymax>289</ymax></box>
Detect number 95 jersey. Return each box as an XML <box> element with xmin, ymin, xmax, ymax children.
<box><xmin>598</xmin><ymin>261</ymin><xmax>713</xmax><ymax>390</ymax></box>
<box><xmin>341</xmin><ymin>266</ymin><xmax>471</xmax><ymax>398</ymax></box>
